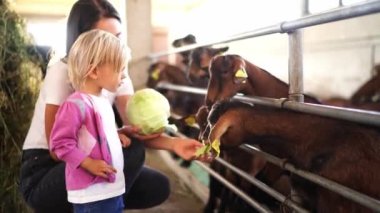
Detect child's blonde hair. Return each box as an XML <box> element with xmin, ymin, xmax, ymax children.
<box><xmin>68</xmin><ymin>29</ymin><xmax>129</xmax><ymax>90</ymax></box>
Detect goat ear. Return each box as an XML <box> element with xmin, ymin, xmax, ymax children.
<box><xmin>185</xmin><ymin>34</ymin><xmax>196</xmax><ymax>43</ymax></box>
<box><xmin>213</xmin><ymin>46</ymin><xmax>229</xmax><ymax>56</ymax></box>
<box><xmin>235</xmin><ymin>68</ymin><xmax>248</xmax><ymax>78</ymax></box>
<box><xmin>234</xmin><ymin>68</ymin><xmax>248</xmax><ymax>84</ymax></box>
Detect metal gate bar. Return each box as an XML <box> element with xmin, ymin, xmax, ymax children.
<box><xmin>148</xmin><ymin>1</ymin><xmax>380</xmax><ymax>59</ymax></box>
<box><xmin>240</xmin><ymin>144</ymin><xmax>380</xmax><ymax>212</ymax></box>
<box><xmin>214</xmin><ymin>157</ymin><xmax>309</xmax><ymax>213</ymax></box>
<box><xmin>156</xmin><ymin>82</ymin><xmax>380</xmax><ymax>127</ymax></box>
<box><xmin>169</xmin><ymin>127</ymin><xmax>308</xmax><ymax>212</ymax></box>
<box><xmin>149</xmin><ymin>1</ymin><xmax>380</xmax><ymax>212</ymax></box>
<box><xmin>195</xmin><ymin>161</ymin><xmax>272</xmax><ymax>213</ymax></box>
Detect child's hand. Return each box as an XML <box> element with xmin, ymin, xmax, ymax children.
<box><xmin>118</xmin><ymin>133</ymin><xmax>131</xmax><ymax>148</ymax></box>
<box><xmin>80</xmin><ymin>157</ymin><xmax>116</xmax><ymax>178</ymax></box>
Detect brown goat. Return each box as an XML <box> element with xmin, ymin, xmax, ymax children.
<box><xmin>351</xmin><ymin>64</ymin><xmax>380</xmax><ymax>106</ymax></box>
<box><xmin>195</xmin><ymin>105</ymin><xmax>288</xmax><ymax>212</ymax></box>
<box><xmin>146</xmin><ymin>61</ymin><xmax>204</xmax><ymax>116</ymax></box>
<box><xmin>323</xmin><ymin>64</ymin><xmax>380</xmax><ymax>110</ymax></box>
<box><xmin>206</xmin><ymin>54</ymin><xmax>380</xmax><ymax>111</ymax></box>
<box><xmin>206</xmin><ymin>54</ymin><xmax>320</xmax><ymax>107</ymax></box>
<box><xmin>204</xmin><ymin>54</ymin><xmax>300</xmax><ymax>208</ymax></box>
<box><xmin>147</xmin><ymin>61</ymin><xmax>189</xmax><ymax>88</ymax></box>
<box><xmin>172</xmin><ymin>34</ymin><xmax>197</xmax><ymax>66</ymax></box>
<box><xmin>207</xmin><ymin>100</ymin><xmax>380</xmax><ymax>212</ymax></box>
<box><xmin>187</xmin><ymin>46</ymin><xmax>229</xmax><ymax>88</ymax></box>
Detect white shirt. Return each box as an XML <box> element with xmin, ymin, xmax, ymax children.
<box><xmin>23</xmin><ymin>60</ymin><xmax>134</xmax><ymax>150</ymax></box>
<box><xmin>67</xmin><ymin>95</ymin><xmax>125</xmax><ymax>203</ymax></box>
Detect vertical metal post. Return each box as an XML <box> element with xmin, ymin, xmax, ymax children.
<box><xmin>339</xmin><ymin>0</ymin><xmax>344</xmax><ymax>7</ymax></box>
<box><xmin>288</xmin><ymin>29</ymin><xmax>305</xmax><ymax>212</ymax></box>
<box><xmin>301</xmin><ymin>0</ymin><xmax>309</xmax><ymax>15</ymax></box>
<box><xmin>288</xmin><ymin>0</ymin><xmax>308</xmax><ymax>103</ymax></box>
<box><xmin>288</xmin><ymin>30</ymin><xmax>304</xmax><ymax>102</ymax></box>
<box><xmin>288</xmin><ymin>0</ymin><xmax>307</xmax><ymax>207</ymax></box>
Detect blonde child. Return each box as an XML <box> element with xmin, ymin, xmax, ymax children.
<box><xmin>50</xmin><ymin>29</ymin><xmax>127</xmax><ymax>213</ymax></box>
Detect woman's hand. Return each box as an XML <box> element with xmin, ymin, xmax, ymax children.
<box><xmin>172</xmin><ymin>138</ymin><xmax>204</xmax><ymax>161</ymax></box>
<box><xmin>194</xmin><ymin>153</ymin><xmax>216</xmax><ymax>163</ymax></box>
<box><xmin>118</xmin><ymin>125</ymin><xmax>162</xmax><ymax>141</ymax></box>
<box><xmin>118</xmin><ymin>133</ymin><xmax>131</xmax><ymax>148</ymax></box>
<box><xmin>49</xmin><ymin>150</ymin><xmax>60</xmax><ymax>161</ymax></box>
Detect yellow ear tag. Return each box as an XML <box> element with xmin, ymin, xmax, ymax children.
<box><xmin>185</xmin><ymin>115</ymin><xmax>196</xmax><ymax>126</ymax></box>
<box><xmin>235</xmin><ymin>68</ymin><xmax>248</xmax><ymax>79</ymax></box>
<box><xmin>211</xmin><ymin>139</ymin><xmax>220</xmax><ymax>157</ymax></box>
<box><xmin>151</xmin><ymin>68</ymin><xmax>161</xmax><ymax>80</ymax></box>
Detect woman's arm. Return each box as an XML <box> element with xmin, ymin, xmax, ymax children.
<box><xmin>45</xmin><ymin>104</ymin><xmax>60</xmax><ymax>160</ymax></box>
<box><xmin>115</xmin><ymin>94</ymin><xmax>130</xmax><ymax>125</ymax></box>
<box><xmin>144</xmin><ymin>135</ymin><xmax>203</xmax><ymax>161</ymax></box>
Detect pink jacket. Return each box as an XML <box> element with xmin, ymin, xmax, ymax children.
<box><xmin>50</xmin><ymin>92</ymin><xmax>115</xmax><ymax>190</ymax></box>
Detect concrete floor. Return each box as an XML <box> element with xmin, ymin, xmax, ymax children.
<box><xmin>124</xmin><ymin>149</ymin><xmax>205</xmax><ymax>213</ymax></box>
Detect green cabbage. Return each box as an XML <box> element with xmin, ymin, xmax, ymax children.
<box><xmin>126</xmin><ymin>88</ymin><xmax>177</xmax><ymax>135</ymax></box>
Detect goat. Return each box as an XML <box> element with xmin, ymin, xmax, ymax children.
<box><xmin>351</xmin><ymin>64</ymin><xmax>380</xmax><ymax>106</ymax></box>
<box><xmin>205</xmin><ymin>54</ymin><xmax>320</xmax><ymax>107</ymax></box>
<box><xmin>146</xmin><ymin>62</ymin><xmax>195</xmax><ymax>116</ymax></box>
<box><xmin>323</xmin><ymin>64</ymin><xmax>380</xmax><ymax>111</ymax></box>
<box><xmin>196</xmin><ymin>105</ymin><xmax>287</xmax><ymax>212</ymax></box>
<box><xmin>187</xmin><ymin>46</ymin><xmax>229</xmax><ymax>88</ymax></box>
<box><xmin>206</xmin><ymin>54</ymin><xmax>380</xmax><ymax>111</ymax></box>
<box><xmin>172</xmin><ymin>34</ymin><xmax>197</xmax><ymax>66</ymax></box>
<box><xmin>207</xmin><ymin>100</ymin><xmax>380</xmax><ymax>212</ymax></box>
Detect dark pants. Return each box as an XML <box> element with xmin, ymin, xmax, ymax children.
<box><xmin>19</xmin><ymin>139</ymin><xmax>170</xmax><ymax>213</ymax></box>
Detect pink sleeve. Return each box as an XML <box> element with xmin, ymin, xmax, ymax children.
<box><xmin>50</xmin><ymin>100</ymin><xmax>87</xmax><ymax>169</ymax></box>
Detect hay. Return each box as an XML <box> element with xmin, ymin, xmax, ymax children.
<box><xmin>0</xmin><ymin>1</ymin><xmax>43</xmax><ymax>211</ymax></box>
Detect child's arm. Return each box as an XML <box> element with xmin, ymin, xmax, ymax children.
<box><xmin>80</xmin><ymin>157</ymin><xmax>117</xmax><ymax>178</ymax></box>
<box><xmin>50</xmin><ymin>101</ymin><xmax>87</xmax><ymax>169</ymax></box>
<box><xmin>51</xmin><ymin>101</ymin><xmax>117</xmax><ymax>177</ymax></box>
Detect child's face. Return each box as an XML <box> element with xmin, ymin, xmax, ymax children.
<box><xmin>96</xmin><ymin>63</ymin><xmax>125</xmax><ymax>93</ymax></box>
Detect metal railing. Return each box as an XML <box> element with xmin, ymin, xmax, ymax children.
<box><xmin>148</xmin><ymin>0</ymin><xmax>380</xmax><ymax>59</ymax></box>
<box><xmin>157</xmin><ymin>82</ymin><xmax>380</xmax><ymax>127</ymax></box>
<box><xmin>148</xmin><ymin>0</ymin><xmax>380</xmax><ymax>212</ymax></box>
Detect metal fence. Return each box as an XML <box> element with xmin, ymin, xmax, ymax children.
<box><xmin>148</xmin><ymin>1</ymin><xmax>380</xmax><ymax>212</ymax></box>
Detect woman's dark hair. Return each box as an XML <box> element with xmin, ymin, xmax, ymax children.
<box><xmin>66</xmin><ymin>0</ymin><xmax>121</xmax><ymax>54</ymax></box>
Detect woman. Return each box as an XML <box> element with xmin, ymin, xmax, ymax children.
<box><xmin>19</xmin><ymin>1</ymin><xmax>202</xmax><ymax>212</ymax></box>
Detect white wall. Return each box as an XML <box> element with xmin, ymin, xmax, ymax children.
<box><xmin>152</xmin><ymin>0</ymin><xmax>380</xmax><ymax>100</ymax></box>
<box><xmin>126</xmin><ymin>0</ymin><xmax>152</xmax><ymax>90</ymax></box>
<box><xmin>223</xmin><ymin>13</ymin><xmax>380</xmax><ymax>100</ymax></box>
<box><xmin>17</xmin><ymin>0</ymin><xmax>127</xmax><ymax>59</ymax></box>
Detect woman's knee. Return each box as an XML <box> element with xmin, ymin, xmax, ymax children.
<box><xmin>147</xmin><ymin>170</ymin><xmax>170</xmax><ymax>205</ymax></box>
<box><xmin>124</xmin><ymin>167</ymin><xmax>170</xmax><ymax>209</ymax></box>
<box><xmin>25</xmin><ymin>163</ymin><xmax>70</xmax><ymax>212</ymax></box>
